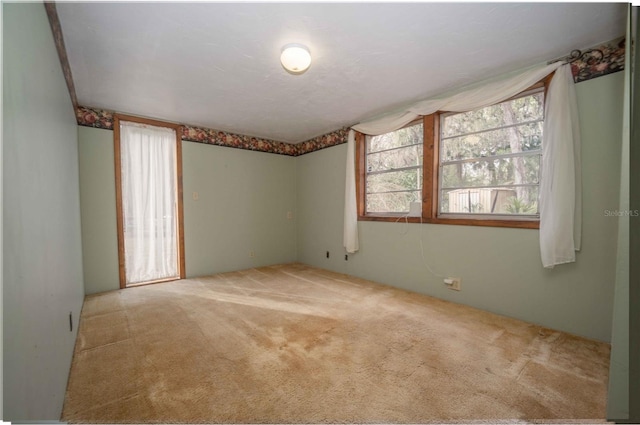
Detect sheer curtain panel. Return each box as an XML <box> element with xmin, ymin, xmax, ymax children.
<box><xmin>120</xmin><ymin>121</ymin><xmax>178</xmax><ymax>284</ymax></box>
<box><xmin>539</xmin><ymin>64</ymin><xmax>583</xmax><ymax>267</ymax></box>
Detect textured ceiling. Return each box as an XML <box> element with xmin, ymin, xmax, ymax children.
<box><xmin>57</xmin><ymin>2</ymin><xmax>626</xmax><ymax>143</ymax></box>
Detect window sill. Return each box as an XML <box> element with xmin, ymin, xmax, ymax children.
<box><xmin>358</xmin><ymin>214</ymin><xmax>539</xmax><ymax>229</ymax></box>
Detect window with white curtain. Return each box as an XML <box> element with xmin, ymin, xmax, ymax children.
<box><xmin>349</xmin><ymin>62</ymin><xmax>581</xmax><ymax>266</ymax></box>
<box><xmin>356</xmin><ymin>78</ymin><xmax>550</xmax><ymax>228</ymax></box>
<box><xmin>115</xmin><ymin>115</ymin><xmax>185</xmax><ymax>287</ymax></box>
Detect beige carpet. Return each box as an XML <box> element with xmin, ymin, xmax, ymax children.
<box><xmin>62</xmin><ymin>263</ymin><xmax>611</xmax><ymax>423</ymax></box>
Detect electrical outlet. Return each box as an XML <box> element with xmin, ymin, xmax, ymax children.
<box><xmin>286</xmin><ymin>211</ymin><xmax>293</xmax><ymax>220</ymax></box>
<box><xmin>444</xmin><ymin>277</ymin><xmax>461</xmax><ymax>291</ymax></box>
<box><xmin>249</xmin><ymin>250</ymin><xmax>255</xmax><ymax>258</ymax></box>
<box><xmin>193</xmin><ymin>191</ymin><xmax>199</xmax><ymax>200</ymax></box>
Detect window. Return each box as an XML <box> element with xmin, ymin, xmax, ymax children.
<box><xmin>357</xmin><ymin>80</ymin><xmax>547</xmax><ymax>229</ymax></box>
<box><xmin>439</xmin><ymin>88</ymin><xmax>543</xmax><ymax>218</ymax></box>
<box><xmin>114</xmin><ymin>114</ymin><xmax>186</xmax><ymax>288</ymax></box>
<box><xmin>365</xmin><ymin>121</ymin><xmax>423</xmax><ymax>215</ymax></box>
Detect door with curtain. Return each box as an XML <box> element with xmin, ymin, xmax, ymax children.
<box><xmin>114</xmin><ymin>115</ymin><xmax>185</xmax><ymax>287</ymax></box>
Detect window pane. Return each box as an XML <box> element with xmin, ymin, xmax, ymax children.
<box><xmin>441</xmin><ymin>155</ymin><xmax>540</xmax><ymax>188</ymax></box>
<box><xmin>367</xmin><ymin>122</ymin><xmax>423</xmax><ymax>153</ymax></box>
<box><xmin>367</xmin><ymin>168</ymin><xmax>422</xmax><ymax>194</ymax></box>
<box><xmin>441</xmin><ymin>121</ymin><xmax>542</xmax><ymax>162</ymax></box>
<box><xmin>365</xmin><ymin>121</ymin><xmax>423</xmax><ymax>214</ymax></box>
<box><xmin>441</xmin><ymin>91</ymin><xmax>544</xmax><ymax>139</ymax></box>
<box><xmin>367</xmin><ymin>144</ymin><xmax>423</xmax><ymax>173</ymax></box>
<box><xmin>367</xmin><ymin>191</ymin><xmax>421</xmax><ymax>214</ymax></box>
<box><xmin>440</xmin><ymin>186</ymin><xmax>539</xmax><ymax>215</ymax></box>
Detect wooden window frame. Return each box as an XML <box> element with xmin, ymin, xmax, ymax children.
<box><xmin>114</xmin><ymin>113</ymin><xmax>186</xmax><ymax>289</ymax></box>
<box><xmin>356</xmin><ymin>77</ymin><xmax>552</xmax><ymax>230</ymax></box>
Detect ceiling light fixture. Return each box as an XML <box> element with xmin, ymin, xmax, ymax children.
<box><xmin>280</xmin><ymin>43</ymin><xmax>311</xmax><ymax>75</ymax></box>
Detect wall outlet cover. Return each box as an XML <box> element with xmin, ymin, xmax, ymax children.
<box><xmin>445</xmin><ymin>277</ymin><xmax>461</xmax><ymax>291</ymax></box>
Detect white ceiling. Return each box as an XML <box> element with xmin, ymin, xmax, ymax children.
<box><xmin>57</xmin><ymin>2</ymin><xmax>626</xmax><ymax>144</ymax></box>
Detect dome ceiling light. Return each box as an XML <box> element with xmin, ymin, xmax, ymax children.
<box><xmin>280</xmin><ymin>43</ymin><xmax>311</xmax><ymax>75</ymax></box>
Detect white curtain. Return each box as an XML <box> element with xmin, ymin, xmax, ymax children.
<box><xmin>120</xmin><ymin>121</ymin><xmax>178</xmax><ymax>284</ymax></box>
<box><xmin>343</xmin><ymin>130</ymin><xmax>359</xmax><ymax>253</ymax></box>
<box><xmin>539</xmin><ymin>64</ymin><xmax>582</xmax><ymax>267</ymax></box>
<box><xmin>344</xmin><ymin>61</ymin><xmax>582</xmax><ymax>267</ymax></box>
<box><xmin>353</xmin><ymin>62</ymin><xmax>563</xmax><ymax>135</ymax></box>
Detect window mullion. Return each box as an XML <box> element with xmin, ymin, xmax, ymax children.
<box><xmin>423</xmin><ymin>114</ymin><xmax>437</xmax><ymax>220</ymax></box>
<box><xmin>440</xmin><ymin>117</ymin><xmax>543</xmax><ymax>141</ymax></box>
<box><xmin>366</xmin><ymin>165</ymin><xmax>422</xmax><ymax>176</ymax></box>
<box><xmin>441</xmin><ymin>183</ymin><xmax>540</xmax><ymax>191</ymax></box>
<box><xmin>366</xmin><ymin>142</ymin><xmax>423</xmax><ymax>156</ymax></box>
<box><xmin>441</xmin><ymin>150</ymin><xmax>541</xmax><ymax>166</ymax></box>
<box><xmin>367</xmin><ymin>189</ymin><xmax>422</xmax><ymax>195</ymax></box>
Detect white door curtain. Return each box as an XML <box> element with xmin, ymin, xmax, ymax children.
<box><xmin>343</xmin><ymin>62</ymin><xmax>582</xmax><ymax>268</ymax></box>
<box><xmin>120</xmin><ymin>121</ymin><xmax>179</xmax><ymax>284</ymax></box>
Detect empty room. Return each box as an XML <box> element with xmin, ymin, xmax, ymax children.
<box><xmin>3</xmin><ymin>1</ymin><xmax>635</xmax><ymax>423</ymax></box>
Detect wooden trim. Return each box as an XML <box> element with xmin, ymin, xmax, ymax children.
<box><xmin>431</xmin><ymin>114</ymin><xmax>441</xmax><ymax>219</ymax></box>
<box><xmin>44</xmin><ymin>2</ymin><xmax>78</xmax><ymax>110</ymax></box>
<box><xmin>113</xmin><ymin>116</ymin><xmax>127</xmax><ymax>289</ymax></box>
<box><xmin>422</xmin><ymin>114</ymin><xmax>440</xmax><ymax>219</ymax></box>
<box><xmin>114</xmin><ymin>113</ymin><xmax>182</xmax><ymax>132</ymax></box>
<box><xmin>175</xmin><ymin>127</ymin><xmax>186</xmax><ymax>279</ymax></box>
<box><xmin>542</xmin><ymin>72</ymin><xmax>555</xmax><ymax>101</ymax></box>
<box><xmin>113</xmin><ymin>114</ymin><xmax>186</xmax><ymax>288</ymax></box>
<box><xmin>430</xmin><ymin>217</ymin><xmax>539</xmax><ymax>229</ymax></box>
<box><xmin>359</xmin><ymin>214</ymin><xmax>539</xmax><ymax>229</ymax></box>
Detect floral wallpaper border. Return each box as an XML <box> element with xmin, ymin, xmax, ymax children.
<box><xmin>296</xmin><ymin>128</ymin><xmax>350</xmax><ymax>156</ymax></box>
<box><xmin>75</xmin><ymin>37</ymin><xmax>624</xmax><ymax>157</ymax></box>
<box><xmin>77</xmin><ymin>107</ymin><xmax>114</xmax><ymax>130</ymax></box>
<box><xmin>76</xmin><ymin>106</ymin><xmax>348</xmax><ymax>157</ymax></box>
<box><xmin>568</xmin><ymin>36</ymin><xmax>625</xmax><ymax>83</ymax></box>
<box><xmin>181</xmin><ymin>126</ymin><xmax>298</xmax><ymax>156</ymax></box>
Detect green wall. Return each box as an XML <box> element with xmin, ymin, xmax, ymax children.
<box><xmin>77</xmin><ymin>127</ymin><xmax>120</xmax><ymax>294</ymax></box>
<box><xmin>182</xmin><ymin>142</ymin><xmax>297</xmax><ymax>277</ymax></box>
<box><xmin>606</xmin><ymin>9</ymin><xmax>632</xmax><ymax>420</ymax></box>
<box><xmin>78</xmin><ymin>127</ymin><xmax>297</xmax><ymax>294</ymax></box>
<box><xmin>3</xmin><ymin>3</ymin><xmax>85</xmax><ymax>421</ymax></box>
<box><xmin>296</xmin><ymin>71</ymin><xmax>624</xmax><ymax>342</ymax></box>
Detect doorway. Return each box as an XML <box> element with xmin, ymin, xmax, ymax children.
<box><xmin>114</xmin><ymin>114</ymin><xmax>185</xmax><ymax>287</ymax></box>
